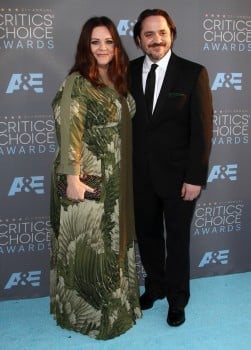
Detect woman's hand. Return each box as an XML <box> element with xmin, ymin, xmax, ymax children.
<box><xmin>66</xmin><ymin>175</ymin><xmax>94</xmax><ymax>201</ymax></box>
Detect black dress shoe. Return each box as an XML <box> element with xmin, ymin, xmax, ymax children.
<box><xmin>167</xmin><ymin>308</ymin><xmax>185</xmax><ymax>327</ymax></box>
<box><xmin>140</xmin><ymin>293</ymin><xmax>165</xmax><ymax>310</ymax></box>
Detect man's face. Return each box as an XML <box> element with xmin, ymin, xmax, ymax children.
<box><xmin>138</xmin><ymin>15</ymin><xmax>173</xmax><ymax>62</ymax></box>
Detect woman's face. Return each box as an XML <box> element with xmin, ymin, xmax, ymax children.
<box><xmin>90</xmin><ymin>26</ymin><xmax>115</xmax><ymax>68</ymax></box>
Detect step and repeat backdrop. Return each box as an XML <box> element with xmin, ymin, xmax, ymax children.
<box><xmin>0</xmin><ymin>0</ymin><xmax>251</xmax><ymax>300</ymax></box>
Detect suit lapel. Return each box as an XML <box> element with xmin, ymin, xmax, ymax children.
<box><xmin>152</xmin><ymin>53</ymin><xmax>178</xmax><ymax>119</ymax></box>
<box><xmin>131</xmin><ymin>58</ymin><xmax>144</xmax><ymax>97</ymax></box>
<box><xmin>132</xmin><ymin>58</ymin><xmax>150</xmax><ymax>121</ymax></box>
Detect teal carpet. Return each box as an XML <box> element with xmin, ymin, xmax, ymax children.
<box><xmin>1</xmin><ymin>272</ymin><xmax>251</xmax><ymax>350</ymax></box>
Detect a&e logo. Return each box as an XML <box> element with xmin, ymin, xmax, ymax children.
<box><xmin>211</xmin><ymin>73</ymin><xmax>242</xmax><ymax>91</ymax></box>
<box><xmin>117</xmin><ymin>19</ymin><xmax>136</xmax><ymax>36</ymax></box>
<box><xmin>6</xmin><ymin>73</ymin><xmax>44</xmax><ymax>93</ymax></box>
<box><xmin>207</xmin><ymin>164</ymin><xmax>238</xmax><ymax>183</ymax></box>
<box><xmin>8</xmin><ymin>176</ymin><xmax>45</xmax><ymax>196</ymax></box>
<box><xmin>198</xmin><ymin>250</ymin><xmax>230</xmax><ymax>267</ymax></box>
<box><xmin>4</xmin><ymin>271</ymin><xmax>41</xmax><ymax>289</ymax></box>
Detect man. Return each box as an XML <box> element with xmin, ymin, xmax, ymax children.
<box><xmin>130</xmin><ymin>9</ymin><xmax>213</xmax><ymax>327</ymax></box>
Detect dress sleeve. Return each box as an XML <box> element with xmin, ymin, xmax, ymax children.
<box><xmin>55</xmin><ymin>74</ymin><xmax>86</xmax><ymax>175</ymax></box>
<box><xmin>126</xmin><ymin>93</ymin><xmax>136</xmax><ymax>119</ymax></box>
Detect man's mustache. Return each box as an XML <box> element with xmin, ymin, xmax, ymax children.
<box><xmin>148</xmin><ymin>43</ymin><xmax>166</xmax><ymax>48</ymax></box>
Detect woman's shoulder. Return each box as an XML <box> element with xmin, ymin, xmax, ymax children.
<box><xmin>63</xmin><ymin>73</ymin><xmax>96</xmax><ymax>100</ymax></box>
<box><xmin>66</xmin><ymin>72</ymin><xmax>88</xmax><ymax>88</ymax></box>
<box><xmin>52</xmin><ymin>73</ymin><xmax>88</xmax><ymax>108</ymax></box>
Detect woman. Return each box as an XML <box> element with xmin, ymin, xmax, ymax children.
<box><xmin>50</xmin><ymin>16</ymin><xmax>141</xmax><ymax>340</ymax></box>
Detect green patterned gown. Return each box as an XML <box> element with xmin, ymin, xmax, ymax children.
<box><xmin>50</xmin><ymin>73</ymin><xmax>142</xmax><ymax>340</ymax></box>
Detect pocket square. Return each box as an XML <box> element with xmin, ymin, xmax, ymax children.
<box><xmin>168</xmin><ymin>92</ymin><xmax>186</xmax><ymax>97</ymax></box>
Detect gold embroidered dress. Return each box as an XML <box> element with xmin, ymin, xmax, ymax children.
<box><xmin>50</xmin><ymin>73</ymin><xmax>141</xmax><ymax>340</ymax></box>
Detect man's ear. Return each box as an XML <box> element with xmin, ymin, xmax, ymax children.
<box><xmin>171</xmin><ymin>31</ymin><xmax>175</xmax><ymax>46</ymax></box>
<box><xmin>136</xmin><ymin>36</ymin><xmax>141</xmax><ymax>47</ymax></box>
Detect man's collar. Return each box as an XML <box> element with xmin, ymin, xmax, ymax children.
<box><xmin>144</xmin><ymin>50</ymin><xmax>172</xmax><ymax>70</ymax></box>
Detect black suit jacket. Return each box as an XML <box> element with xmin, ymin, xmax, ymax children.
<box><xmin>130</xmin><ymin>53</ymin><xmax>213</xmax><ymax>198</ymax></box>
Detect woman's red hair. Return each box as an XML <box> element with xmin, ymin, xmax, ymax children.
<box><xmin>69</xmin><ymin>16</ymin><xmax>129</xmax><ymax>97</ymax></box>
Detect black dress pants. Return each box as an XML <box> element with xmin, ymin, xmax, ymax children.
<box><xmin>134</xmin><ymin>183</ymin><xmax>196</xmax><ymax>309</ymax></box>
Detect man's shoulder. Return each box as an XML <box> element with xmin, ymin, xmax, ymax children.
<box><xmin>130</xmin><ymin>56</ymin><xmax>144</xmax><ymax>67</ymax></box>
<box><xmin>172</xmin><ymin>53</ymin><xmax>205</xmax><ymax>71</ymax></box>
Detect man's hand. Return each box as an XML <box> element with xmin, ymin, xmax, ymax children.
<box><xmin>181</xmin><ymin>183</ymin><xmax>201</xmax><ymax>201</ymax></box>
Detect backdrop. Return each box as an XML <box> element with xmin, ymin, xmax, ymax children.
<box><xmin>0</xmin><ymin>0</ymin><xmax>251</xmax><ymax>300</ymax></box>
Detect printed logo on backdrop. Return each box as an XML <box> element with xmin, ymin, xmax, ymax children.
<box><xmin>0</xmin><ymin>217</ymin><xmax>50</xmax><ymax>255</ymax></box>
<box><xmin>202</xmin><ymin>14</ymin><xmax>251</xmax><ymax>52</ymax></box>
<box><xmin>0</xmin><ymin>115</ymin><xmax>56</xmax><ymax>156</ymax></box>
<box><xmin>207</xmin><ymin>163</ymin><xmax>238</xmax><ymax>183</ymax></box>
<box><xmin>4</xmin><ymin>270</ymin><xmax>41</xmax><ymax>289</ymax></box>
<box><xmin>213</xmin><ymin>109</ymin><xmax>249</xmax><ymax>145</ymax></box>
<box><xmin>117</xmin><ymin>19</ymin><xmax>136</xmax><ymax>37</ymax></box>
<box><xmin>0</xmin><ymin>8</ymin><xmax>54</xmax><ymax>49</ymax></box>
<box><xmin>8</xmin><ymin>176</ymin><xmax>45</xmax><ymax>196</ymax></box>
<box><xmin>211</xmin><ymin>73</ymin><xmax>242</xmax><ymax>91</ymax></box>
<box><xmin>198</xmin><ymin>249</ymin><xmax>230</xmax><ymax>267</ymax></box>
<box><xmin>6</xmin><ymin>73</ymin><xmax>44</xmax><ymax>94</ymax></box>
<box><xmin>193</xmin><ymin>201</ymin><xmax>243</xmax><ymax>236</ymax></box>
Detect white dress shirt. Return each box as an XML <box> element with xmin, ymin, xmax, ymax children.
<box><xmin>143</xmin><ymin>50</ymin><xmax>171</xmax><ymax>112</ymax></box>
